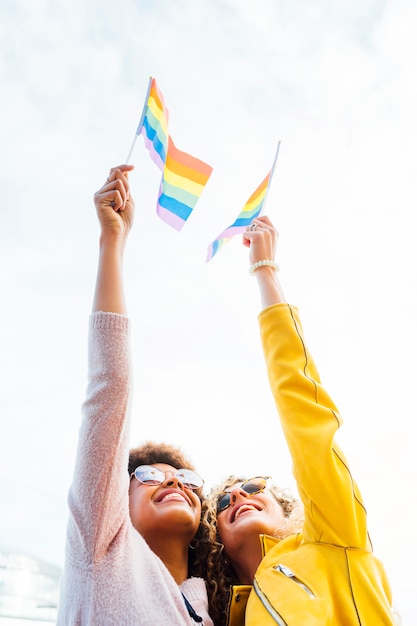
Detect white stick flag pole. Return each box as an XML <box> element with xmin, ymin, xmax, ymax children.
<box><xmin>263</xmin><ymin>140</ymin><xmax>281</xmax><ymax>209</ymax></box>
<box><xmin>125</xmin><ymin>76</ymin><xmax>153</xmax><ymax>164</ymax></box>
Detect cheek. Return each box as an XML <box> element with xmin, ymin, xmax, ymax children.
<box><xmin>128</xmin><ymin>485</ymin><xmax>155</xmax><ymax>528</ymax></box>
<box><xmin>192</xmin><ymin>496</ymin><xmax>202</xmax><ymax>522</ymax></box>
<box><xmin>216</xmin><ymin>514</ymin><xmax>229</xmax><ymax>544</ymax></box>
<box><xmin>128</xmin><ymin>488</ymin><xmax>142</xmax><ymax>526</ymax></box>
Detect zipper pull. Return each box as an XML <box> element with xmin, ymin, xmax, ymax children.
<box><xmin>274</xmin><ymin>564</ymin><xmax>295</xmax><ymax>577</ymax></box>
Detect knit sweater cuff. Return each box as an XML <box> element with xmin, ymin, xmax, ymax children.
<box><xmin>180</xmin><ymin>577</ymin><xmax>207</xmax><ymax>602</ymax></box>
<box><xmin>90</xmin><ymin>311</ymin><xmax>129</xmax><ymax>332</ymax></box>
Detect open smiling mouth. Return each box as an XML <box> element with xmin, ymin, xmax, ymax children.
<box><xmin>157</xmin><ymin>491</ymin><xmax>191</xmax><ymax>506</ymax></box>
<box><xmin>232</xmin><ymin>503</ymin><xmax>261</xmax><ymax>522</ymax></box>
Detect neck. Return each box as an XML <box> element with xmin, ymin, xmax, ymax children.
<box><xmin>147</xmin><ymin>537</ymin><xmax>190</xmax><ymax>584</ymax></box>
<box><xmin>228</xmin><ymin>537</ymin><xmax>263</xmax><ymax>585</ymax></box>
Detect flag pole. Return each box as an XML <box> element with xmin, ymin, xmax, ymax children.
<box><xmin>263</xmin><ymin>140</ymin><xmax>281</xmax><ymax>209</ymax></box>
<box><xmin>125</xmin><ymin>76</ymin><xmax>153</xmax><ymax>164</ymax></box>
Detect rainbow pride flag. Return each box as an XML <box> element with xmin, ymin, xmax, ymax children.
<box><xmin>128</xmin><ymin>77</ymin><xmax>213</xmax><ymax>231</ymax></box>
<box><xmin>206</xmin><ymin>142</ymin><xmax>280</xmax><ymax>261</ymax></box>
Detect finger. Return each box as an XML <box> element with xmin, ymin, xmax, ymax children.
<box><xmin>104</xmin><ymin>172</ymin><xmax>130</xmax><ymax>209</ymax></box>
<box><xmin>111</xmin><ymin>177</ymin><xmax>128</xmax><ymax>206</ymax></box>
<box><xmin>244</xmin><ymin>220</ymin><xmax>266</xmax><ymax>241</ymax></box>
<box><xmin>243</xmin><ymin>221</ymin><xmax>256</xmax><ymax>246</ymax></box>
<box><xmin>95</xmin><ymin>189</ymin><xmax>124</xmax><ymax>212</ymax></box>
<box><xmin>251</xmin><ymin>218</ymin><xmax>278</xmax><ymax>243</ymax></box>
<box><xmin>242</xmin><ymin>234</ymin><xmax>251</xmax><ymax>248</ymax></box>
<box><xmin>242</xmin><ymin>232</ymin><xmax>268</xmax><ymax>251</ymax></box>
<box><xmin>107</xmin><ymin>164</ymin><xmax>135</xmax><ymax>179</ymax></box>
<box><xmin>100</xmin><ymin>181</ymin><xmax>126</xmax><ymax>211</ymax></box>
<box><xmin>111</xmin><ymin>188</ymin><xmax>127</xmax><ymax>212</ymax></box>
<box><xmin>242</xmin><ymin>228</ymin><xmax>264</xmax><ymax>247</ymax></box>
<box><xmin>251</xmin><ymin>217</ymin><xmax>275</xmax><ymax>231</ymax></box>
<box><xmin>243</xmin><ymin>223</ymin><xmax>277</xmax><ymax>261</ymax></box>
<box><xmin>256</xmin><ymin>215</ymin><xmax>274</xmax><ymax>227</ymax></box>
<box><xmin>254</xmin><ymin>215</ymin><xmax>278</xmax><ymax>236</ymax></box>
<box><xmin>107</xmin><ymin>165</ymin><xmax>134</xmax><ymax>186</ymax></box>
<box><xmin>114</xmin><ymin>167</ymin><xmax>133</xmax><ymax>208</ymax></box>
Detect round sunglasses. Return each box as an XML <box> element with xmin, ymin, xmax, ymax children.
<box><xmin>216</xmin><ymin>476</ymin><xmax>271</xmax><ymax>513</ymax></box>
<box><xmin>132</xmin><ymin>465</ymin><xmax>204</xmax><ymax>491</ymax></box>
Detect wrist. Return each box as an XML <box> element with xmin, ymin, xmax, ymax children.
<box><xmin>99</xmin><ymin>232</ymin><xmax>126</xmax><ymax>262</ymax></box>
<box><xmin>249</xmin><ymin>259</ymin><xmax>279</xmax><ymax>275</ymax></box>
<box><xmin>99</xmin><ymin>227</ymin><xmax>127</xmax><ymax>247</ymax></box>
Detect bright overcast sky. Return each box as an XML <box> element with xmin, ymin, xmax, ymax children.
<box><xmin>1</xmin><ymin>0</ymin><xmax>416</xmax><ymax>623</ymax></box>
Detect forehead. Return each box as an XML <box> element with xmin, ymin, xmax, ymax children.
<box><xmin>151</xmin><ymin>463</ymin><xmax>179</xmax><ymax>472</ymax></box>
<box><xmin>222</xmin><ymin>480</ymin><xmax>245</xmax><ymax>493</ymax></box>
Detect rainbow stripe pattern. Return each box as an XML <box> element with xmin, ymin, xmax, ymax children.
<box><xmin>137</xmin><ymin>77</ymin><xmax>213</xmax><ymax>231</ymax></box>
<box><xmin>206</xmin><ymin>170</ymin><xmax>272</xmax><ymax>261</ymax></box>
<box><xmin>206</xmin><ymin>142</ymin><xmax>280</xmax><ymax>261</ymax></box>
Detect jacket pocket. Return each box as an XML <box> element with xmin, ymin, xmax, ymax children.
<box><xmin>273</xmin><ymin>564</ymin><xmax>315</xmax><ymax>599</ymax></box>
<box><xmin>252</xmin><ymin>563</ymin><xmax>327</xmax><ymax>626</ymax></box>
<box><xmin>253</xmin><ymin>579</ymin><xmax>288</xmax><ymax>626</ymax></box>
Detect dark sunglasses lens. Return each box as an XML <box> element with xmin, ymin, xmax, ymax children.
<box><xmin>243</xmin><ymin>478</ymin><xmax>267</xmax><ymax>495</ymax></box>
<box><xmin>217</xmin><ymin>493</ymin><xmax>231</xmax><ymax>512</ymax></box>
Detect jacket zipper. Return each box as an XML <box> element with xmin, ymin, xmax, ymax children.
<box><xmin>273</xmin><ymin>564</ymin><xmax>315</xmax><ymax>599</ymax></box>
<box><xmin>253</xmin><ymin>579</ymin><xmax>288</xmax><ymax>626</ymax></box>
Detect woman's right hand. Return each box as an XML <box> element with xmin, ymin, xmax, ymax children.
<box><xmin>94</xmin><ymin>164</ymin><xmax>135</xmax><ymax>242</ymax></box>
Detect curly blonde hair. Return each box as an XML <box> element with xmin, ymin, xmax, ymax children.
<box><xmin>201</xmin><ymin>475</ymin><xmax>303</xmax><ymax>626</ymax></box>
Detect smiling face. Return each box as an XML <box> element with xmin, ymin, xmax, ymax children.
<box><xmin>128</xmin><ymin>462</ymin><xmax>202</xmax><ymax>546</ymax></box>
<box><xmin>216</xmin><ymin>479</ymin><xmax>287</xmax><ymax>560</ymax></box>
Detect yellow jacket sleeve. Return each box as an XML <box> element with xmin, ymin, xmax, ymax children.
<box><xmin>258</xmin><ymin>303</ymin><xmax>371</xmax><ymax>549</ymax></box>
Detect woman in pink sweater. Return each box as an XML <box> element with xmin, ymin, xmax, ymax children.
<box><xmin>56</xmin><ymin>164</ymin><xmax>213</xmax><ymax>626</ymax></box>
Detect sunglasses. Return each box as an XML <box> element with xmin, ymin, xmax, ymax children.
<box><xmin>216</xmin><ymin>476</ymin><xmax>271</xmax><ymax>513</ymax></box>
<box><xmin>132</xmin><ymin>465</ymin><xmax>204</xmax><ymax>491</ymax></box>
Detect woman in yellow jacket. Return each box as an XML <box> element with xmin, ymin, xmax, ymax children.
<box><xmin>203</xmin><ymin>215</ymin><xmax>396</xmax><ymax>626</ymax></box>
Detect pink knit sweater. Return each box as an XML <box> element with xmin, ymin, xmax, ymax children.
<box><xmin>56</xmin><ymin>312</ymin><xmax>213</xmax><ymax>625</ymax></box>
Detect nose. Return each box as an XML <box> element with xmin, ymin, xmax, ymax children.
<box><xmin>162</xmin><ymin>473</ymin><xmax>185</xmax><ymax>490</ymax></box>
<box><xmin>229</xmin><ymin>485</ymin><xmax>249</xmax><ymax>504</ymax></box>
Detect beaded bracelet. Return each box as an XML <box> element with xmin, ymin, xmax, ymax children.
<box><xmin>249</xmin><ymin>260</ymin><xmax>280</xmax><ymax>275</ymax></box>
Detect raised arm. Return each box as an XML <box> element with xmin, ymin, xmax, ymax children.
<box><xmin>243</xmin><ymin>215</ymin><xmax>286</xmax><ymax>308</ymax></box>
<box><xmin>66</xmin><ymin>165</ymin><xmax>135</xmax><ymax>563</ymax></box>
<box><xmin>92</xmin><ymin>164</ymin><xmax>135</xmax><ymax>313</ymax></box>
<box><xmin>246</xmin><ymin>216</ymin><xmax>370</xmax><ymax>549</ymax></box>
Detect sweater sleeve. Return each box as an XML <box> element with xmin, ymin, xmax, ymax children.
<box><xmin>258</xmin><ymin>303</ymin><xmax>371</xmax><ymax>550</ymax></box>
<box><xmin>67</xmin><ymin>311</ymin><xmax>132</xmax><ymax>563</ymax></box>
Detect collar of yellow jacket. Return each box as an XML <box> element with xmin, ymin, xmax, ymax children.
<box><xmin>259</xmin><ymin>532</ymin><xmax>303</xmax><ymax>558</ymax></box>
<box><xmin>226</xmin><ymin>534</ymin><xmax>303</xmax><ymax>626</ymax></box>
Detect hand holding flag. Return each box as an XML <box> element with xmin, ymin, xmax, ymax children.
<box><xmin>206</xmin><ymin>141</ymin><xmax>280</xmax><ymax>261</ymax></box>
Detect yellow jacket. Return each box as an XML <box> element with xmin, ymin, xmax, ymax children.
<box><xmin>226</xmin><ymin>304</ymin><xmax>394</xmax><ymax>626</ymax></box>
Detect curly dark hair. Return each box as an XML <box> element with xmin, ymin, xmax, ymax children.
<box><xmin>128</xmin><ymin>440</ymin><xmax>197</xmax><ymax>475</ymax></box>
<box><xmin>128</xmin><ymin>441</ymin><xmax>211</xmax><ymax>578</ymax></box>
<box><xmin>201</xmin><ymin>475</ymin><xmax>303</xmax><ymax>626</ymax></box>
